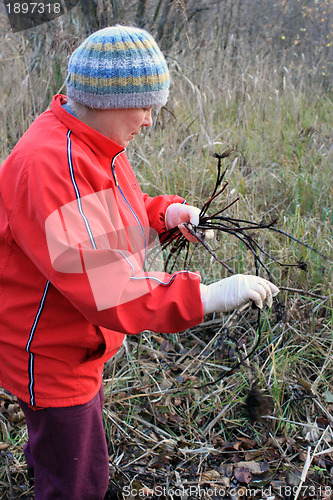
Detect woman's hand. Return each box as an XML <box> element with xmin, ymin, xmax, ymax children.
<box><xmin>200</xmin><ymin>275</ymin><xmax>280</xmax><ymax>314</ymax></box>
<box><xmin>165</xmin><ymin>203</ymin><xmax>213</xmax><ymax>242</ymax></box>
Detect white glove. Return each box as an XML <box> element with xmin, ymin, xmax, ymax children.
<box><xmin>165</xmin><ymin>203</ymin><xmax>214</xmax><ymax>242</ymax></box>
<box><xmin>200</xmin><ymin>274</ymin><xmax>279</xmax><ymax>314</ymax></box>
<box><xmin>165</xmin><ymin>203</ymin><xmax>200</xmax><ymax>229</ymax></box>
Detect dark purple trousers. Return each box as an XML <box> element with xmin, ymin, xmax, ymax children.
<box><xmin>18</xmin><ymin>385</ymin><xmax>109</xmax><ymax>499</ymax></box>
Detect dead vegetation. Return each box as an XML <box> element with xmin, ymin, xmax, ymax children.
<box><xmin>0</xmin><ymin>1</ymin><xmax>333</xmax><ymax>498</ymax></box>
<box><xmin>1</xmin><ymin>290</ymin><xmax>332</xmax><ymax>498</ymax></box>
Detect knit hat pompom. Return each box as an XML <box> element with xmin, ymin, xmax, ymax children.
<box><xmin>66</xmin><ymin>25</ymin><xmax>170</xmax><ymax>109</ymax></box>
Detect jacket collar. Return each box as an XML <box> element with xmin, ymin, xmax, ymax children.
<box><xmin>51</xmin><ymin>94</ymin><xmax>125</xmax><ymax>159</ymax></box>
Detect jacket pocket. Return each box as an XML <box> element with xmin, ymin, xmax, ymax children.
<box><xmin>81</xmin><ymin>326</ymin><xmax>124</xmax><ymax>365</ymax></box>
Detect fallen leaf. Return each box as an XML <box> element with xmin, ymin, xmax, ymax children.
<box><xmin>324</xmin><ymin>391</ymin><xmax>333</xmax><ymax>403</ymax></box>
<box><xmin>243</xmin><ymin>449</ymin><xmax>264</xmax><ymax>461</ymax></box>
<box><xmin>149</xmin><ymin>454</ymin><xmax>171</xmax><ymax>469</ymax></box>
<box><xmin>235</xmin><ymin>460</ymin><xmax>269</xmax><ymax>475</ymax></box>
<box><xmin>159</xmin><ymin>379</ymin><xmax>173</xmax><ymax>391</ymax></box>
<box><xmin>160</xmin><ymin>340</ymin><xmax>174</xmax><ymax>353</ymax></box>
<box><xmin>200</xmin><ymin>469</ymin><xmax>220</xmax><ymax>484</ymax></box>
<box><xmin>155</xmin><ymin>411</ymin><xmax>168</xmax><ymax>424</ymax></box>
<box><xmin>5</xmin><ymin>403</ymin><xmax>24</xmax><ymax>423</ymax></box>
<box><xmin>168</xmin><ymin>413</ymin><xmax>184</xmax><ymax>424</ymax></box>
<box><xmin>234</xmin><ymin>466</ymin><xmax>252</xmax><ymax>484</ymax></box>
<box><xmin>285</xmin><ymin>470</ymin><xmax>301</xmax><ymax>486</ymax></box>
<box><xmin>151</xmin><ymin>335</ymin><xmax>165</xmax><ymax>345</ymax></box>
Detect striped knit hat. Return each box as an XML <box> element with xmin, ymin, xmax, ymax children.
<box><xmin>66</xmin><ymin>25</ymin><xmax>170</xmax><ymax>109</ymax></box>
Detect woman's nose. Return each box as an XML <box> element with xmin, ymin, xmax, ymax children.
<box><xmin>143</xmin><ymin>109</ymin><xmax>152</xmax><ymax>127</ymax></box>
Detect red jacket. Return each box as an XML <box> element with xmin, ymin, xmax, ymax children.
<box><xmin>0</xmin><ymin>95</ymin><xmax>204</xmax><ymax>407</ymax></box>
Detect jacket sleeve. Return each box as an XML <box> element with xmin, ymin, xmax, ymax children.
<box><xmin>142</xmin><ymin>193</ymin><xmax>186</xmax><ymax>235</ymax></box>
<box><xmin>5</xmin><ymin>153</ymin><xmax>204</xmax><ymax>336</ymax></box>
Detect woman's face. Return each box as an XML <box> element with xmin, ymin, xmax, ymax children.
<box><xmin>83</xmin><ymin>107</ymin><xmax>153</xmax><ymax>147</ymax></box>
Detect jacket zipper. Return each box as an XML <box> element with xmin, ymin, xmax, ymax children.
<box><xmin>111</xmin><ymin>152</ymin><xmax>147</xmax><ymax>265</ymax></box>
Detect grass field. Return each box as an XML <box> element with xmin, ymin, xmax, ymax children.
<box><xmin>0</xmin><ymin>6</ymin><xmax>332</xmax><ymax>498</ymax></box>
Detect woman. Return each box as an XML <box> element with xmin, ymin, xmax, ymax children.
<box><xmin>0</xmin><ymin>25</ymin><xmax>278</xmax><ymax>499</ymax></box>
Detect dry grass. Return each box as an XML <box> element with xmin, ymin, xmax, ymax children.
<box><xmin>0</xmin><ymin>6</ymin><xmax>332</xmax><ymax>498</ymax></box>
